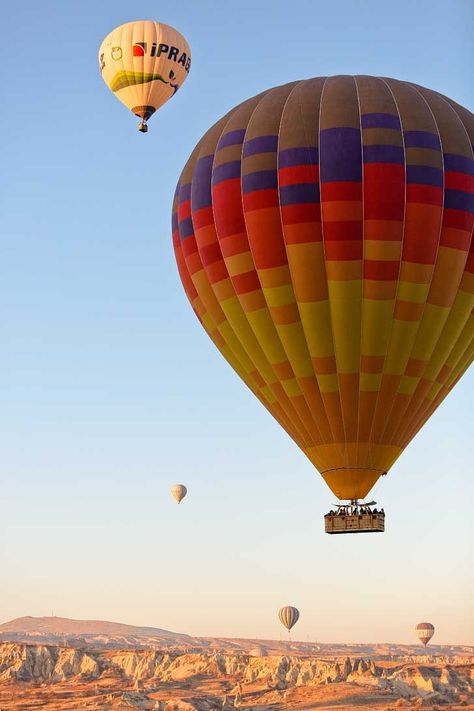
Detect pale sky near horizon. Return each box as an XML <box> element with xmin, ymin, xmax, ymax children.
<box><xmin>0</xmin><ymin>0</ymin><xmax>473</xmax><ymax>646</ymax></box>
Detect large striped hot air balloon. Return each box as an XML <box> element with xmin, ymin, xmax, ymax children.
<box><xmin>172</xmin><ymin>76</ymin><xmax>473</xmax><ymax>510</ymax></box>
<box><xmin>279</xmin><ymin>606</ymin><xmax>300</xmax><ymax>632</ymax></box>
<box><xmin>99</xmin><ymin>20</ymin><xmax>191</xmax><ymax>132</ymax></box>
<box><xmin>416</xmin><ymin>622</ymin><xmax>435</xmax><ymax>646</ymax></box>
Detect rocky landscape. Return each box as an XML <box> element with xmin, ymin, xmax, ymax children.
<box><xmin>0</xmin><ymin>618</ymin><xmax>472</xmax><ymax>709</ymax></box>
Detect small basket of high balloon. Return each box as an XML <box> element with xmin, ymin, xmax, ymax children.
<box><xmin>324</xmin><ymin>501</ymin><xmax>385</xmax><ymax>534</ymax></box>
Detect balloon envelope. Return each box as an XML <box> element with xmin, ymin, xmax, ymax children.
<box><xmin>173</xmin><ymin>76</ymin><xmax>473</xmax><ymax>501</ymax></box>
<box><xmin>171</xmin><ymin>484</ymin><xmax>187</xmax><ymax>504</ymax></box>
<box><xmin>99</xmin><ymin>20</ymin><xmax>191</xmax><ymax>125</ymax></box>
<box><xmin>279</xmin><ymin>606</ymin><xmax>300</xmax><ymax>631</ymax></box>
<box><xmin>416</xmin><ymin>622</ymin><xmax>435</xmax><ymax>646</ymax></box>
<box><xmin>250</xmin><ymin>646</ymin><xmax>268</xmax><ymax>657</ymax></box>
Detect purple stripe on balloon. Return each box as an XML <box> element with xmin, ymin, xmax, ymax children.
<box><xmin>320</xmin><ymin>127</ymin><xmax>362</xmax><ymax>183</ymax></box>
<box><xmin>444</xmin><ymin>189</ymin><xmax>474</xmax><ymax>214</ymax></box>
<box><xmin>212</xmin><ymin>160</ymin><xmax>241</xmax><ymax>185</ymax></box>
<box><xmin>172</xmin><ymin>212</ymin><xmax>178</xmax><ymax>232</ymax></box>
<box><xmin>179</xmin><ymin>183</ymin><xmax>191</xmax><ymax>202</ymax></box>
<box><xmin>242</xmin><ymin>170</ymin><xmax>277</xmax><ymax>193</ymax></box>
<box><xmin>191</xmin><ymin>155</ymin><xmax>213</xmax><ymax>210</ymax></box>
<box><xmin>243</xmin><ymin>135</ymin><xmax>278</xmax><ymax>157</ymax></box>
<box><xmin>178</xmin><ymin>217</ymin><xmax>194</xmax><ymax>240</ymax></box>
<box><xmin>404</xmin><ymin>131</ymin><xmax>441</xmax><ymax>151</ymax></box>
<box><xmin>406</xmin><ymin>165</ymin><xmax>443</xmax><ymax>187</ymax></box>
<box><xmin>279</xmin><ymin>147</ymin><xmax>318</xmax><ymax>167</ymax></box>
<box><xmin>217</xmin><ymin>129</ymin><xmax>246</xmax><ymax>150</ymax></box>
<box><xmin>444</xmin><ymin>153</ymin><xmax>474</xmax><ymax>175</ymax></box>
<box><xmin>279</xmin><ymin>183</ymin><xmax>320</xmax><ymax>205</ymax></box>
<box><xmin>363</xmin><ymin>145</ymin><xmax>404</xmax><ymax>164</ymax></box>
<box><xmin>361</xmin><ymin>113</ymin><xmax>401</xmax><ymax>130</ymax></box>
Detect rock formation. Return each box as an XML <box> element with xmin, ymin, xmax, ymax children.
<box><xmin>0</xmin><ymin>641</ymin><xmax>472</xmax><ymax>708</ymax></box>
<box><xmin>0</xmin><ymin>643</ymin><xmax>99</xmax><ymax>682</ymax></box>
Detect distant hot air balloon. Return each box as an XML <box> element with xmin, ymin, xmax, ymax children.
<box><xmin>172</xmin><ymin>76</ymin><xmax>473</xmax><ymax>522</ymax></box>
<box><xmin>171</xmin><ymin>484</ymin><xmax>187</xmax><ymax>504</ymax></box>
<box><xmin>416</xmin><ymin>622</ymin><xmax>435</xmax><ymax>646</ymax></box>
<box><xmin>99</xmin><ymin>20</ymin><xmax>191</xmax><ymax>132</ymax></box>
<box><xmin>279</xmin><ymin>606</ymin><xmax>300</xmax><ymax>632</ymax></box>
<box><xmin>250</xmin><ymin>645</ymin><xmax>268</xmax><ymax>657</ymax></box>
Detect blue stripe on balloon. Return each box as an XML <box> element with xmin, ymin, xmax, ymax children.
<box><xmin>444</xmin><ymin>153</ymin><xmax>474</xmax><ymax>175</ymax></box>
<box><xmin>243</xmin><ymin>135</ymin><xmax>278</xmax><ymax>157</ymax></box>
<box><xmin>179</xmin><ymin>183</ymin><xmax>191</xmax><ymax>202</ymax></box>
<box><xmin>191</xmin><ymin>156</ymin><xmax>213</xmax><ymax>210</ymax></box>
<box><xmin>212</xmin><ymin>160</ymin><xmax>241</xmax><ymax>185</ymax></box>
<box><xmin>217</xmin><ymin>129</ymin><xmax>246</xmax><ymax>150</ymax></box>
<box><xmin>242</xmin><ymin>170</ymin><xmax>277</xmax><ymax>193</ymax></box>
<box><xmin>444</xmin><ymin>189</ymin><xmax>474</xmax><ymax>213</ymax></box>
<box><xmin>178</xmin><ymin>217</ymin><xmax>194</xmax><ymax>240</ymax></box>
<box><xmin>320</xmin><ymin>127</ymin><xmax>362</xmax><ymax>182</ymax></box>
<box><xmin>279</xmin><ymin>147</ymin><xmax>318</xmax><ymax>167</ymax></box>
<box><xmin>406</xmin><ymin>165</ymin><xmax>443</xmax><ymax>187</ymax></box>
<box><xmin>279</xmin><ymin>183</ymin><xmax>320</xmax><ymax>205</ymax></box>
<box><xmin>404</xmin><ymin>131</ymin><xmax>441</xmax><ymax>151</ymax></box>
<box><xmin>361</xmin><ymin>113</ymin><xmax>401</xmax><ymax>130</ymax></box>
<box><xmin>363</xmin><ymin>145</ymin><xmax>404</xmax><ymax>164</ymax></box>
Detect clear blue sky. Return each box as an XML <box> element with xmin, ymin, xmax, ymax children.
<box><xmin>0</xmin><ymin>0</ymin><xmax>473</xmax><ymax>645</ymax></box>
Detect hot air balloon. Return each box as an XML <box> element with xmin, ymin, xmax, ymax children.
<box><xmin>99</xmin><ymin>20</ymin><xmax>191</xmax><ymax>132</ymax></box>
<box><xmin>171</xmin><ymin>484</ymin><xmax>187</xmax><ymax>504</ymax></box>
<box><xmin>172</xmin><ymin>76</ymin><xmax>473</xmax><ymax>532</ymax></box>
<box><xmin>416</xmin><ymin>622</ymin><xmax>435</xmax><ymax>646</ymax></box>
<box><xmin>279</xmin><ymin>606</ymin><xmax>300</xmax><ymax>632</ymax></box>
<box><xmin>250</xmin><ymin>645</ymin><xmax>268</xmax><ymax>657</ymax></box>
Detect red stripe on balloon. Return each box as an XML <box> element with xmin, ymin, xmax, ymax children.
<box><xmin>278</xmin><ymin>165</ymin><xmax>319</xmax><ymax>185</ymax></box>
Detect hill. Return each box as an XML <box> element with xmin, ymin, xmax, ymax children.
<box><xmin>0</xmin><ymin>616</ymin><xmax>195</xmax><ymax>649</ymax></box>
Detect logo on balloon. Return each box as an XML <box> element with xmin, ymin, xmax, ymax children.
<box><xmin>169</xmin><ymin>70</ymin><xmax>179</xmax><ymax>95</ymax></box>
<box><xmin>131</xmin><ymin>41</ymin><xmax>191</xmax><ymax>72</ymax></box>
<box><xmin>133</xmin><ymin>42</ymin><xmax>147</xmax><ymax>57</ymax></box>
<box><xmin>111</xmin><ymin>46</ymin><xmax>123</xmax><ymax>61</ymax></box>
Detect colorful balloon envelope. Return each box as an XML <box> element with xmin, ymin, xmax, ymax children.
<box><xmin>415</xmin><ymin>622</ymin><xmax>435</xmax><ymax>646</ymax></box>
<box><xmin>172</xmin><ymin>76</ymin><xmax>473</xmax><ymax>502</ymax></box>
<box><xmin>279</xmin><ymin>606</ymin><xmax>300</xmax><ymax>631</ymax></box>
<box><xmin>99</xmin><ymin>20</ymin><xmax>191</xmax><ymax>131</ymax></box>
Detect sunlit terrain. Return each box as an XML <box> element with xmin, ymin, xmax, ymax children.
<box><xmin>0</xmin><ymin>617</ymin><xmax>472</xmax><ymax>709</ymax></box>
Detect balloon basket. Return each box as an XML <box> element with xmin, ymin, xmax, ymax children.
<box><xmin>324</xmin><ymin>501</ymin><xmax>385</xmax><ymax>534</ymax></box>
